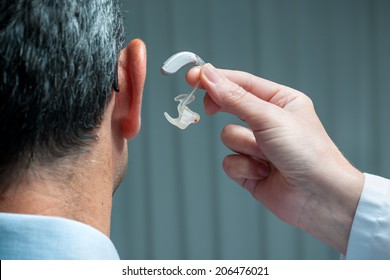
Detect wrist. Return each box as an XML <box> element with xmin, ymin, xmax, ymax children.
<box><xmin>298</xmin><ymin>153</ymin><xmax>365</xmax><ymax>254</ymax></box>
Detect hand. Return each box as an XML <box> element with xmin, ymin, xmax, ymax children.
<box><xmin>186</xmin><ymin>64</ymin><xmax>364</xmax><ymax>254</ymax></box>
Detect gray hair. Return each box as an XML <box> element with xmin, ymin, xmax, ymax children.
<box><xmin>0</xmin><ymin>0</ymin><xmax>125</xmax><ymax>186</ymax></box>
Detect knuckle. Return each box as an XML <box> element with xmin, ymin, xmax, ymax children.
<box><xmin>303</xmin><ymin>95</ymin><xmax>314</xmax><ymax>108</ymax></box>
<box><xmin>220</xmin><ymin>82</ymin><xmax>247</xmax><ymax>107</ymax></box>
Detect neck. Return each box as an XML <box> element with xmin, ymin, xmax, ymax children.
<box><xmin>0</xmin><ymin>99</ymin><xmax>123</xmax><ymax>237</ymax></box>
<box><xmin>0</xmin><ymin>152</ymin><xmax>114</xmax><ymax>237</ymax></box>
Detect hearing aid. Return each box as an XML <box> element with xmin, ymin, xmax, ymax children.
<box><xmin>161</xmin><ymin>51</ymin><xmax>205</xmax><ymax>129</ymax></box>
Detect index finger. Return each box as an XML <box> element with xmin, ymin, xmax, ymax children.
<box><xmin>198</xmin><ymin>64</ymin><xmax>281</xmax><ymax>131</ymax></box>
<box><xmin>186</xmin><ymin>65</ymin><xmax>283</xmax><ymax>102</ymax></box>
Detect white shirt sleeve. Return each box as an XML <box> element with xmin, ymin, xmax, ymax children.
<box><xmin>344</xmin><ymin>173</ymin><xmax>390</xmax><ymax>259</ymax></box>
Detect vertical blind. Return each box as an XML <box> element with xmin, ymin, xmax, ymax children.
<box><xmin>111</xmin><ymin>0</ymin><xmax>390</xmax><ymax>259</ymax></box>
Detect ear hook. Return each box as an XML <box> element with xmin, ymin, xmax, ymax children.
<box><xmin>161</xmin><ymin>51</ymin><xmax>205</xmax><ymax>129</ymax></box>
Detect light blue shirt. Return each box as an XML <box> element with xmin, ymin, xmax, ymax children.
<box><xmin>0</xmin><ymin>213</ymin><xmax>120</xmax><ymax>259</ymax></box>
<box><xmin>344</xmin><ymin>173</ymin><xmax>390</xmax><ymax>259</ymax></box>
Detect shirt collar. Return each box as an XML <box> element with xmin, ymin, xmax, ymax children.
<box><xmin>0</xmin><ymin>212</ymin><xmax>120</xmax><ymax>260</ymax></box>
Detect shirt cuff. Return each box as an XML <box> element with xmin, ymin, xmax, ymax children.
<box><xmin>345</xmin><ymin>173</ymin><xmax>390</xmax><ymax>259</ymax></box>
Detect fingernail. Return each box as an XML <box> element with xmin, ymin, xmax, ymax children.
<box><xmin>202</xmin><ymin>63</ymin><xmax>220</xmax><ymax>83</ymax></box>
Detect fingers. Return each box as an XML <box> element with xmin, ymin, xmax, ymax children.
<box><xmin>222</xmin><ymin>154</ymin><xmax>270</xmax><ymax>196</ymax></box>
<box><xmin>220</xmin><ymin>124</ymin><xmax>269</xmax><ymax>196</ymax></box>
<box><xmin>199</xmin><ymin>64</ymin><xmax>281</xmax><ymax>130</ymax></box>
<box><xmin>186</xmin><ymin>65</ymin><xmax>286</xmax><ymax>102</ymax></box>
<box><xmin>186</xmin><ymin>67</ymin><xmax>220</xmax><ymax>115</ymax></box>
<box><xmin>186</xmin><ymin>65</ymin><xmax>295</xmax><ymax>118</ymax></box>
<box><xmin>186</xmin><ymin>66</ymin><xmax>202</xmax><ymax>88</ymax></box>
<box><xmin>221</xmin><ymin>124</ymin><xmax>266</xmax><ymax>161</ymax></box>
<box><xmin>203</xmin><ymin>94</ymin><xmax>221</xmax><ymax>115</ymax></box>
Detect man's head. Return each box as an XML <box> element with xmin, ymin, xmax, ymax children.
<box><xmin>0</xmin><ymin>0</ymin><xmax>146</xmax><ymax>192</ymax></box>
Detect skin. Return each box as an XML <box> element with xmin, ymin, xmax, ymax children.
<box><xmin>0</xmin><ymin>39</ymin><xmax>147</xmax><ymax>237</ymax></box>
<box><xmin>187</xmin><ymin>64</ymin><xmax>365</xmax><ymax>255</ymax></box>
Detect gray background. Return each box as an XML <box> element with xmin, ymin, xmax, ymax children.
<box><xmin>111</xmin><ymin>0</ymin><xmax>390</xmax><ymax>259</ymax></box>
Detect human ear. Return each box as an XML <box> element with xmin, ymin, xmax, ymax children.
<box><xmin>115</xmin><ymin>38</ymin><xmax>147</xmax><ymax>140</ymax></box>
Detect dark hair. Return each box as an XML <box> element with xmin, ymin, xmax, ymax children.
<box><xmin>0</xmin><ymin>0</ymin><xmax>125</xmax><ymax>185</ymax></box>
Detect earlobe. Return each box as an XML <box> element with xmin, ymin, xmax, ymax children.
<box><xmin>116</xmin><ymin>39</ymin><xmax>147</xmax><ymax>140</ymax></box>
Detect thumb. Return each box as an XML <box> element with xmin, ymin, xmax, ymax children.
<box><xmin>200</xmin><ymin>64</ymin><xmax>277</xmax><ymax>130</ymax></box>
